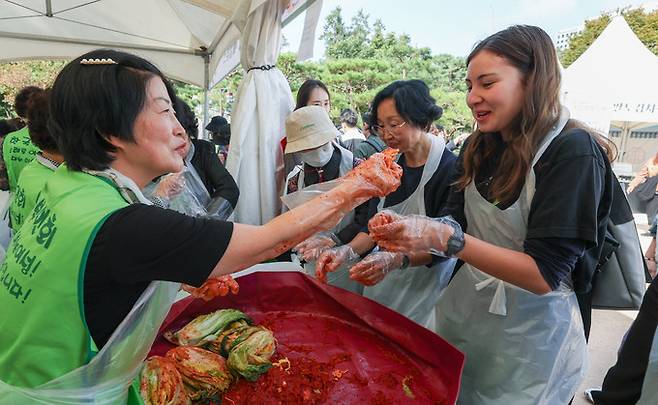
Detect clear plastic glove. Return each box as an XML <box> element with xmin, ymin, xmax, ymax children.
<box><xmin>315</xmin><ymin>245</ymin><xmax>360</xmax><ymax>283</ymax></box>
<box><xmin>153</xmin><ymin>172</ymin><xmax>185</xmax><ymax>200</ymax></box>
<box><xmin>349</xmin><ymin>251</ymin><xmax>404</xmax><ymax>286</ymax></box>
<box><xmin>182</xmin><ymin>275</ymin><xmax>240</xmax><ymax>301</ymax></box>
<box><xmin>271</xmin><ymin>149</ymin><xmax>402</xmax><ymax>256</ymax></box>
<box><xmin>293</xmin><ymin>232</ymin><xmax>340</xmax><ymax>262</ymax></box>
<box><xmin>369</xmin><ymin>210</ymin><xmax>464</xmax><ymax>257</ymax></box>
<box><xmin>205</xmin><ymin>197</ymin><xmax>234</xmax><ymax>221</ymax></box>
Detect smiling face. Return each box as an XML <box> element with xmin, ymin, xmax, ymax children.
<box><xmin>376</xmin><ymin>98</ymin><xmax>424</xmax><ymax>153</ymax></box>
<box><xmin>466</xmin><ymin>50</ymin><xmax>526</xmax><ymax>138</ymax></box>
<box><xmin>110</xmin><ymin>76</ymin><xmax>187</xmax><ymax>186</ymax></box>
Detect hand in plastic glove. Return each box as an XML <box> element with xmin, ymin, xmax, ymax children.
<box><xmin>369</xmin><ymin>211</ymin><xmax>463</xmax><ymax>257</ymax></box>
<box><xmin>349</xmin><ymin>251</ymin><xmax>404</xmax><ymax>286</ymax></box>
<box><xmin>182</xmin><ymin>275</ymin><xmax>240</xmax><ymax>301</ymax></box>
<box><xmin>154</xmin><ymin>172</ymin><xmax>185</xmax><ymax>200</ymax></box>
<box><xmin>270</xmin><ymin>150</ymin><xmax>403</xmax><ymax>256</ymax></box>
<box><xmin>341</xmin><ymin>148</ymin><xmax>402</xmax><ymax>200</ymax></box>
<box><xmin>315</xmin><ymin>245</ymin><xmax>360</xmax><ymax>283</ymax></box>
<box><xmin>293</xmin><ymin>232</ymin><xmax>340</xmax><ymax>262</ymax></box>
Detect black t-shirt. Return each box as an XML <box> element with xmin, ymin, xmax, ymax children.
<box><xmin>190</xmin><ymin>139</ymin><xmax>240</xmax><ymax>208</ymax></box>
<box><xmin>442</xmin><ymin>128</ymin><xmax>614</xmax><ymax>293</ymax></box>
<box><xmin>366</xmin><ymin>148</ymin><xmax>458</xmax><ymax>221</ymax></box>
<box><xmin>83</xmin><ymin>204</ymin><xmax>234</xmax><ymax>348</ymax></box>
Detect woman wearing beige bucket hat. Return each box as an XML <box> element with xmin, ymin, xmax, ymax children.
<box><xmin>284</xmin><ymin>105</ymin><xmax>367</xmax><ymax>293</ymax></box>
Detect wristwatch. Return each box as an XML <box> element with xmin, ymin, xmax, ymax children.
<box><xmin>444</xmin><ymin>225</ymin><xmax>465</xmax><ymax>257</ymax></box>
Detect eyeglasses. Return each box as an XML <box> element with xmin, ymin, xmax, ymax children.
<box><xmin>372</xmin><ymin>121</ymin><xmax>407</xmax><ymax>135</ymax></box>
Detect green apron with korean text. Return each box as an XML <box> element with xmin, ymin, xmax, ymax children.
<box><xmin>2</xmin><ymin>127</ymin><xmax>40</xmax><ymax>192</ymax></box>
<box><xmin>0</xmin><ymin>165</ymin><xmax>128</xmax><ymax>388</ymax></box>
<box><xmin>8</xmin><ymin>156</ymin><xmax>57</xmax><ymax>231</ymax></box>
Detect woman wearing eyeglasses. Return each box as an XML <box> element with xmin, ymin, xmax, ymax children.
<box><xmin>311</xmin><ymin>80</ymin><xmax>458</xmax><ymax>329</ymax></box>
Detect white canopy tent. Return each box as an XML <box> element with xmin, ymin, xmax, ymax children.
<box><xmin>0</xmin><ymin>0</ymin><xmax>320</xmax><ymax>127</ymax></box>
<box><xmin>562</xmin><ymin>16</ymin><xmax>658</xmax><ymax>170</ymax></box>
<box><xmin>0</xmin><ymin>0</ymin><xmax>324</xmax><ymax>225</ymax></box>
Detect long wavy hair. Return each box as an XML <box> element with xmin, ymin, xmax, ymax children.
<box><xmin>456</xmin><ymin>25</ymin><xmax>615</xmax><ymax>205</ymax></box>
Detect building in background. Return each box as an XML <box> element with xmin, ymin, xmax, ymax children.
<box><xmin>555</xmin><ymin>26</ymin><xmax>584</xmax><ymax>51</ymax></box>
<box><xmin>554</xmin><ymin>2</ymin><xmax>658</xmax><ymax>51</ymax></box>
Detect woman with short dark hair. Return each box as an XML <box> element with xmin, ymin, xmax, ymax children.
<box><xmin>8</xmin><ymin>89</ymin><xmax>64</xmax><ymax>230</ymax></box>
<box><xmin>313</xmin><ymin>79</ymin><xmax>458</xmax><ymax>328</ymax></box>
<box><xmin>3</xmin><ymin>86</ymin><xmax>43</xmax><ymax>191</ymax></box>
<box><xmin>0</xmin><ymin>49</ymin><xmax>397</xmax><ymax>394</ymax></box>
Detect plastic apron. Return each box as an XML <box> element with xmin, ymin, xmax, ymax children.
<box><xmin>436</xmin><ymin>109</ymin><xmax>588</xmax><ymax>404</ymax></box>
<box><xmin>286</xmin><ymin>144</ymin><xmax>362</xmax><ymax>294</ymax></box>
<box><xmin>365</xmin><ymin>134</ymin><xmax>456</xmax><ymax>329</ymax></box>
<box><xmin>0</xmin><ymin>169</ymin><xmax>180</xmax><ymax>405</ymax></box>
<box><xmin>638</xmin><ymin>327</ymin><xmax>658</xmax><ymax>404</ymax></box>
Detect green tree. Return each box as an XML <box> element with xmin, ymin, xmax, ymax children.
<box><xmin>432</xmin><ymin>88</ymin><xmax>473</xmax><ymax>134</ymax></box>
<box><xmin>0</xmin><ymin>60</ymin><xmax>66</xmax><ymax>117</ymax></box>
<box><xmin>313</xmin><ymin>6</ymin><xmax>472</xmax><ymax>131</ymax></box>
<box><xmin>561</xmin><ymin>7</ymin><xmax>658</xmax><ymax>67</ymax></box>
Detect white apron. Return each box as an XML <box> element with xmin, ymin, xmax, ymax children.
<box><xmin>436</xmin><ymin>109</ymin><xmax>588</xmax><ymax>404</ymax></box>
<box><xmin>638</xmin><ymin>327</ymin><xmax>658</xmax><ymax>404</ymax></box>
<box><xmin>364</xmin><ymin>134</ymin><xmax>456</xmax><ymax>329</ymax></box>
<box><xmin>285</xmin><ymin>144</ymin><xmax>362</xmax><ymax>293</ymax></box>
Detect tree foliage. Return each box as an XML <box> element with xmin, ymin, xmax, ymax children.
<box><xmin>561</xmin><ymin>6</ymin><xmax>658</xmax><ymax>67</ymax></box>
<box><xmin>0</xmin><ymin>60</ymin><xmax>66</xmax><ymax>117</ymax></box>
<box><xmin>310</xmin><ymin>6</ymin><xmax>471</xmax><ymax>131</ymax></box>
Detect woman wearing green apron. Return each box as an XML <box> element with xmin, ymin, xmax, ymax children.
<box><xmin>315</xmin><ymin>80</ymin><xmax>457</xmax><ymax>329</ymax></box>
<box><xmin>8</xmin><ymin>89</ymin><xmax>63</xmax><ymax>231</ymax></box>
<box><xmin>369</xmin><ymin>26</ymin><xmax>616</xmax><ymax>403</ymax></box>
<box><xmin>0</xmin><ymin>49</ymin><xmax>397</xmax><ymax>403</ymax></box>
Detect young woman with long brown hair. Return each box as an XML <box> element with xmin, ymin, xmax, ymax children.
<box><xmin>367</xmin><ymin>25</ymin><xmax>615</xmax><ymax>403</ymax></box>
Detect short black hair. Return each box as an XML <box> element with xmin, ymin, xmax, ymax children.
<box><xmin>26</xmin><ymin>89</ymin><xmax>58</xmax><ymax>152</ymax></box>
<box><xmin>295</xmin><ymin>79</ymin><xmax>330</xmax><ymax>110</ymax></box>
<box><xmin>339</xmin><ymin>108</ymin><xmax>358</xmax><ymax>127</ymax></box>
<box><xmin>174</xmin><ymin>98</ymin><xmax>198</xmax><ymax>139</ymax></box>
<box><xmin>14</xmin><ymin>86</ymin><xmax>44</xmax><ymax>119</ymax></box>
<box><xmin>49</xmin><ymin>49</ymin><xmax>177</xmax><ymax>171</ymax></box>
<box><xmin>370</xmin><ymin>80</ymin><xmax>442</xmax><ymax>132</ymax></box>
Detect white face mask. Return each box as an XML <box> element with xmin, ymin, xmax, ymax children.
<box><xmin>299</xmin><ymin>142</ymin><xmax>334</xmax><ymax>168</ymax></box>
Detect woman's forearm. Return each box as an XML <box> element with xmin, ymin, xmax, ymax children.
<box><xmin>211</xmin><ymin>182</ymin><xmax>372</xmax><ymax>276</ymax></box>
<box><xmin>348</xmin><ymin>232</ymin><xmax>376</xmax><ymax>255</ymax></box>
<box><xmin>457</xmin><ymin>234</ymin><xmax>552</xmax><ymax>295</ymax></box>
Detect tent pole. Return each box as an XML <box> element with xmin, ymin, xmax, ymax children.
<box><xmin>202</xmin><ymin>53</ymin><xmax>210</xmax><ymax>140</ymax></box>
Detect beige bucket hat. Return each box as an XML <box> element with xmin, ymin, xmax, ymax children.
<box><xmin>285</xmin><ymin>106</ymin><xmax>340</xmax><ymax>154</ymax></box>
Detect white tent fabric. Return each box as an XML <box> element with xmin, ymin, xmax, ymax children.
<box><xmin>0</xmin><ymin>0</ymin><xmax>317</xmax><ymax>126</ymax></box>
<box><xmin>225</xmin><ymin>0</ymin><xmax>294</xmax><ymax>225</ymax></box>
<box><xmin>0</xmin><ymin>0</ymin><xmax>322</xmax><ymax>224</ymax></box>
<box><xmin>563</xmin><ymin>16</ymin><xmax>658</xmax><ymax>124</ymax></box>
<box><xmin>0</xmin><ymin>0</ymin><xmax>232</xmax><ymax>87</ymax></box>
<box><xmin>562</xmin><ymin>16</ymin><xmax>658</xmax><ymax>168</ymax></box>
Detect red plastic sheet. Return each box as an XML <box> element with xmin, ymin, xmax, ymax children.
<box><xmin>150</xmin><ymin>271</ymin><xmax>464</xmax><ymax>404</ymax></box>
